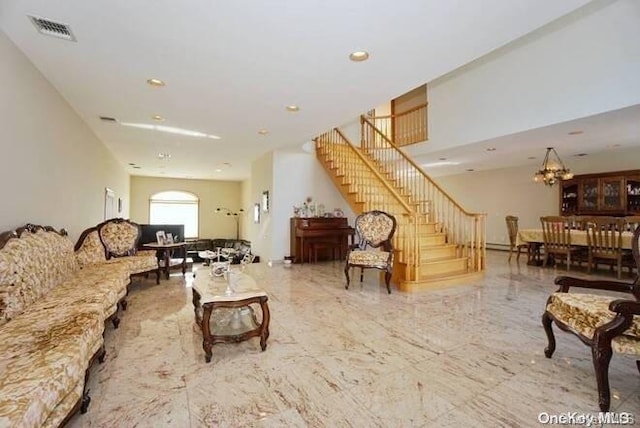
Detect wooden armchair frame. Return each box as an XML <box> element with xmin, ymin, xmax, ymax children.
<box><xmin>542</xmin><ymin>225</ymin><xmax>640</xmax><ymax>411</ymax></box>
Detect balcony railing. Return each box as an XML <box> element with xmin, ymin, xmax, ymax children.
<box><xmin>368</xmin><ymin>103</ymin><xmax>428</xmax><ymax>147</ymax></box>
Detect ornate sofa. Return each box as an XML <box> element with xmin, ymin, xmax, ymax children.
<box><xmin>0</xmin><ymin>219</ymin><xmax>159</xmax><ymax>427</ymax></box>
<box><xmin>0</xmin><ymin>224</ymin><xmax>133</xmax><ymax>427</ymax></box>
<box><xmin>75</xmin><ymin>218</ymin><xmax>160</xmax><ymax>286</ymax></box>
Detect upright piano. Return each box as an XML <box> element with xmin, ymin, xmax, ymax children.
<box><xmin>290</xmin><ymin>217</ymin><xmax>353</xmax><ymax>264</ymax></box>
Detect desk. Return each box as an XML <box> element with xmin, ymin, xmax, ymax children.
<box><xmin>191</xmin><ymin>268</ymin><xmax>270</xmax><ymax>363</ymax></box>
<box><xmin>142</xmin><ymin>242</ymin><xmax>187</xmax><ymax>279</ymax></box>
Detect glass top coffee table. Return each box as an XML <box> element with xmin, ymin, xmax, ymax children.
<box><xmin>191</xmin><ymin>267</ymin><xmax>270</xmax><ymax>363</ymax></box>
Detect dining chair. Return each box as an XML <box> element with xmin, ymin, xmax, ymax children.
<box><xmin>505</xmin><ymin>215</ymin><xmax>528</xmax><ymax>262</ymax></box>
<box><xmin>344</xmin><ymin>210</ymin><xmax>396</xmax><ymax>294</ymax></box>
<box><xmin>540</xmin><ymin>216</ymin><xmax>582</xmax><ymax>270</ymax></box>
<box><xmin>586</xmin><ymin>217</ymin><xmax>634</xmax><ymax>279</ymax></box>
<box><xmin>625</xmin><ymin>216</ymin><xmax>640</xmax><ymax>232</ymax></box>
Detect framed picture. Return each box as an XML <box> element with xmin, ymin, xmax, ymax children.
<box><xmin>262</xmin><ymin>190</ymin><xmax>269</xmax><ymax>213</ymax></box>
<box><xmin>166</xmin><ymin>233</ymin><xmax>174</xmax><ymax>244</ymax></box>
<box><xmin>253</xmin><ymin>203</ymin><xmax>260</xmax><ymax>224</ymax></box>
<box><xmin>117</xmin><ymin>197</ymin><xmax>122</xmax><ymax>214</ymax></box>
<box><xmin>156</xmin><ymin>230</ymin><xmax>166</xmax><ymax>245</ymax></box>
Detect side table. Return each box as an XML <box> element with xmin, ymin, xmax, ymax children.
<box><xmin>142</xmin><ymin>242</ymin><xmax>187</xmax><ymax>280</ymax></box>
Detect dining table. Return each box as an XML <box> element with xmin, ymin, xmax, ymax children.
<box><xmin>517</xmin><ymin>229</ymin><xmax>634</xmax><ymax>265</ymax></box>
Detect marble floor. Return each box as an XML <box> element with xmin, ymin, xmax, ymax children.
<box><xmin>67</xmin><ymin>251</ymin><xmax>639</xmax><ymax>427</ymax></box>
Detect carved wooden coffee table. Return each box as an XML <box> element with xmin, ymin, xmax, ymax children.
<box><xmin>192</xmin><ymin>269</ymin><xmax>270</xmax><ymax>363</ymax></box>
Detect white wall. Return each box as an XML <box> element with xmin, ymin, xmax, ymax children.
<box><xmin>271</xmin><ymin>149</ymin><xmax>355</xmax><ymax>260</ymax></box>
<box><xmin>250</xmin><ymin>152</ymin><xmax>274</xmax><ymax>260</ymax></box>
<box><xmin>246</xmin><ymin>148</ymin><xmax>356</xmax><ymax>261</ymax></box>
<box><xmin>438</xmin><ymin>145</ymin><xmax>640</xmax><ymax>246</ymax></box>
<box><xmin>424</xmin><ymin>0</ymin><xmax>640</xmax><ymax>152</ymax></box>
<box><xmin>0</xmin><ymin>30</ymin><xmax>129</xmax><ymax>242</ymax></box>
<box><xmin>129</xmin><ymin>176</ymin><xmax>242</xmax><ymax>239</ymax></box>
<box><xmin>240</xmin><ymin>178</ymin><xmax>252</xmax><ymax>244</ymax></box>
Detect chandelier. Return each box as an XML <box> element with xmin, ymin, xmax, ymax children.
<box><xmin>533</xmin><ymin>147</ymin><xmax>573</xmax><ymax>186</ymax></box>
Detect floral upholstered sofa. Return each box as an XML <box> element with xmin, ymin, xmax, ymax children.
<box><xmin>0</xmin><ymin>219</ymin><xmax>158</xmax><ymax>427</ymax></box>
<box><xmin>0</xmin><ymin>224</ymin><xmax>133</xmax><ymax>427</ymax></box>
<box><xmin>75</xmin><ymin>218</ymin><xmax>160</xmax><ymax>286</ymax></box>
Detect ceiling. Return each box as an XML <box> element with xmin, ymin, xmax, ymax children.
<box><xmin>0</xmin><ymin>0</ymin><xmax>591</xmax><ymax>181</ymax></box>
<box><xmin>411</xmin><ymin>103</ymin><xmax>640</xmax><ymax>177</ymax></box>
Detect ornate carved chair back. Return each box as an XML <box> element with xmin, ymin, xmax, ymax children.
<box><xmin>98</xmin><ymin>218</ymin><xmax>142</xmax><ymax>258</ymax></box>
<box><xmin>354</xmin><ymin>210</ymin><xmax>397</xmax><ymax>250</ymax></box>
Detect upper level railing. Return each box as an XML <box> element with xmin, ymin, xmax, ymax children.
<box><xmin>368</xmin><ymin>103</ymin><xmax>428</xmax><ymax>147</ymax></box>
<box><xmin>360</xmin><ymin>116</ymin><xmax>486</xmax><ymax>272</ymax></box>
<box><xmin>315</xmin><ymin>128</ymin><xmax>422</xmax><ymax>280</ymax></box>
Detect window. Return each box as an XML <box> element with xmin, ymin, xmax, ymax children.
<box><xmin>149</xmin><ymin>191</ymin><xmax>199</xmax><ymax>238</ymax></box>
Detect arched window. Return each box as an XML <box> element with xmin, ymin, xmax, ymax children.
<box><xmin>149</xmin><ymin>191</ymin><xmax>199</xmax><ymax>238</ymax></box>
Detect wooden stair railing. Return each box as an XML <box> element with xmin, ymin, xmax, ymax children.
<box><xmin>360</xmin><ymin>115</ymin><xmax>486</xmax><ymax>274</ymax></box>
<box><xmin>315</xmin><ymin>129</ymin><xmax>423</xmax><ymax>282</ymax></box>
<box><xmin>368</xmin><ymin>103</ymin><xmax>428</xmax><ymax>147</ymax></box>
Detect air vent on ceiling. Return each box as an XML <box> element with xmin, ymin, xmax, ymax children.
<box><xmin>99</xmin><ymin>116</ymin><xmax>117</xmax><ymax>122</ymax></box>
<box><xmin>27</xmin><ymin>15</ymin><xmax>76</xmax><ymax>42</ymax></box>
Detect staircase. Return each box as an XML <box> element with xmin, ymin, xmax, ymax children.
<box><xmin>315</xmin><ymin>119</ymin><xmax>486</xmax><ymax>292</ymax></box>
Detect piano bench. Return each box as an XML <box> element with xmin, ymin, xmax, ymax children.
<box><xmin>310</xmin><ymin>241</ymin><xmax>342</xmax><ymax>263</ymax></box>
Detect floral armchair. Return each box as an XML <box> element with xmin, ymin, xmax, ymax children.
<box><xmin>344</xmin><ymin>210</ymin><xmax>397</xmax><ymax>294</ymax></box>
<box><xmin>542</xmin><ymin>225</ymin><xmax>640</xmax><ymax>412</ymax></box>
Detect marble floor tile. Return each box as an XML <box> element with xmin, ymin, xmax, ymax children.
<box><xmin>65</xmin><ymin>251</ymin><xmax>640</xmax><ymax>427</ymax></box>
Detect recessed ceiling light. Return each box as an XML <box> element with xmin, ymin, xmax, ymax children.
<box><xmin>438</xmin><ymin>157</ymin><xmax>447</xmax><ymax>161</ymax></box>
<box><xmin>573</xmin><ymin>153</ymin><xmax>588</xmax><ymax>157</ymax></box>
<box><xmin>132</xmin><ymin>166</ymin><xmax>142</xmax><ymax>169</ymax></box>
<box><xmin>527</xmin><ymin>156</ymin><xmax>536</xmax><ymax>160</ymax></box>
<box><xmin>119</xmin><ymin>122</ymin><xmax>220</xmax><ymax>139</ymax></box>
<box><xmin>349</xmin><ymin>51</ymin><xmax>370</xmax><ymax>62</ymax></box>
<box><xmin>466</xmin><ymin>168</ymin><xmax>475</xmax><ymax>172</ymax></box>
<box><xmin>486</xmin><ymin>147</ymin><xmax>496</xmax><ymax>152</ymax></box>
<box><xmin>146</xmin><ymin>78</ymin><xmax>165</xmax><ymax>87</ymax></box>
<box><xmin>128</xmin><ymin>162</ymin><xmax>136</xmax><ymax>166</ymax></box>
<box><xmin>152</xmin><ymin>115</ymin><xmax>165</xmax><ymax>121</ymax></box>
<box><xmin>286</xmin><ymin>105</ymin><xmax>300</xmax><ymax>112</ymax></box>
<box><xmin>568</xmin><ymin>130</ymin><xmax>583</xmax><ymax>135</ymax></box>
<box><xmin>223</xmin><ymin>162</ymin><xmax>231</xmax><ymax>166</ymax></box>
<box><xmin>258</xmin><ymin>129</ymin><xmax>269</xmax><ymax>135</ymax></box>
<box><xmin>214</xmin><ymin>168</ymin><xmax>222</xmax><ymax>173</ymax></box>
<box><xmin>157</xmin><ymin>152</ymin><xmax>171</xmax><ymax>160</ymax></box>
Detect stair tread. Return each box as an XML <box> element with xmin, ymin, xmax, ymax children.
<box><xmin>421</xmin><ymin>256</ymin><xmax>466</xmax><ymax>264</ymax></box>
<box><xmin>420</xmin><ymin>270</ymin><xmax>469</xmax><ymax>280</ymax></box>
